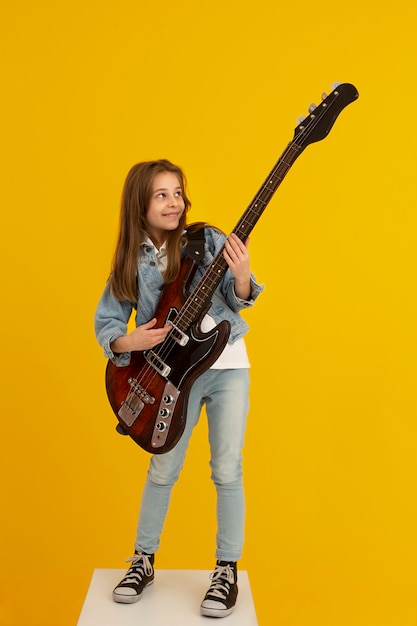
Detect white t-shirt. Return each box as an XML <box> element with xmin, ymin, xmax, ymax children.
<box><xmin>147</xmin><ymin>239</ymin><xmax>249</xmax><ymax>369</ymax></box>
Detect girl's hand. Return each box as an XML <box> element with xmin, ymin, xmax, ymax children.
<box><xmin>223</xmin><ymin>233</ymin><xmax>251</xmax><ymax>300</ymax></box>
<box><xmin>111</xmin><ymin>318</ymin><xmax>171</xmax><ymax>353</ymax></box>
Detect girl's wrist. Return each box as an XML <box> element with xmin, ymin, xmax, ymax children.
<box><xmin>234</xmin><ymin>277</ymin><xmax>251</xmax><ymax>300</ymax></box>
<box><xmin>111</xmin><ymin>335</ymin><xmax>129</xmax><ymax>354</ymax></box>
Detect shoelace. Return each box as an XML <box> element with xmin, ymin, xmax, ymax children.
<box><xmin>123</xmin><ymin>553</ymin><xmax>153</xmax><ymax>584</ymax></box>
<box><xmin>207</xmin><ymin>564</ymin><xmax>235</xmax><ymax>599</ymax></box>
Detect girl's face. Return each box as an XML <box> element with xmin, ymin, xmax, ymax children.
<box><xmin>145</xmin><ymin>171</ymin><xmax>186</xmax><ymax>247</ymax></box>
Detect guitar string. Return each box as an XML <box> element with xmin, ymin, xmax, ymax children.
<box><xmin>142</xmin><ymin>96</ymin><xmax>336</xmax><ymax>366</ymax></box>
<box><xmin>129</xmin><ymin>92</ymin><xmax>342</xmax><ymax>398</ymax></box>
<box><xmin>131</xmin><ymin>92</ymin><xmax>340</xmax><ymax>396</ymax></box>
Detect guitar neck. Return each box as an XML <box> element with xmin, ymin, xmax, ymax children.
<box><xmin>232</xmin><ymin>140</ymin><xmax>303</xmax><ymax>241</ymax></box>
<box><xmin>174</xmin><ymin>82</ymin><xmax>359</xmax><ymax>332</ymax></box>
<box><xmin>176</xmin><ymin>140</ymin><xmax>304</xmax><ymax>330</ymax></box>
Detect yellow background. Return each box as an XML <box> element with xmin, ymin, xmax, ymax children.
<box><xmin>1</xmin><ymin>1</ymin><xmax>416</xmax><ymax>625</ymax></box>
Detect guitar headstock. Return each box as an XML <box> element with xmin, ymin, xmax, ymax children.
<box><xmin>294</xmin><ymin>83</ymin><xmax>359</xmax><ymax>147</ymax></box>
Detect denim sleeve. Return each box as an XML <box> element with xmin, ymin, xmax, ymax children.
<box><xmin>224</xmin><ymin>274</ymin><xmax>264</xmax><ymax>312</ymax></box>
<box><xmin>94</xmin><ymin>283</ymin><xmax>133</xmax><ymax>366</ymax></box>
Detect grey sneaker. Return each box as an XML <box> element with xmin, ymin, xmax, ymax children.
<box><xmin>112</xmin><ymin>553</ymin><xmax>154</xmax><ymax>603</ymax></box>
<box><xmin>200</xmin><ymin>561</ymin><xmax>238</xmax><ymax>617</ymax></box>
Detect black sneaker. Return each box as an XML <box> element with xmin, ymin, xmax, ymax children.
<box><xmin>112</xmin><ymin>552</ymin><xmax>154</xmax><ymax>603</ymax></box>
<box><xmin>200</xmin><ymin>560</ymin><xmax>238</xmax><ymax>617</ymax></box>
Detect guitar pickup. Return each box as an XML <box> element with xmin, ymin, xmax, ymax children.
<box><xmin>168</xmin><ymin>322</ymin><xmax>189</xmax><ymax>346</ymax></box>
<box><xmin>145</xmin><ymin>350</ymin><xmax>171</xmax><ymax>378</ymax></box>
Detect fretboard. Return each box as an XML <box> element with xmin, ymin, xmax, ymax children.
<box><xmin>171</xmin><ymin>81</ymin><xmax>360</xmax><ymax>332</ymax></box>
<box><xmin>175</xmin><ymin>140</ymin><xmax>304</xmax><ymax>331</ymax></box>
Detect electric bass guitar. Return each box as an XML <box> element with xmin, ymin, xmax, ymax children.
<box><xmin>105</xmin><ymin>82</ymin><xmax>359</xmax><ymax>453</ymax></box>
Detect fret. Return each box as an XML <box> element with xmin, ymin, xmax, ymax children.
<box><xmin>253</xmin><ymin>197</ymin><xmax>267</xmax><ymax>208</ymax></box>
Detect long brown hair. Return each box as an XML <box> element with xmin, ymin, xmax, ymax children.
<box><xmin>108</xmin><ymin>159</ymin><xmax>191</xmax><ymax>303</ymax></box>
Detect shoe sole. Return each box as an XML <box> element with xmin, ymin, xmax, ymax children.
<box><xmin>112</xmin><ymin>579</ymin><xmax>154</xmax><ymax>604</ymax></box>
<box><xmin>200</xmin><ymin>605</ymin><xmax>235</xmax><ymax>618</ymax></box>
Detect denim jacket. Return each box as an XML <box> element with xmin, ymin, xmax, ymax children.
<box><xmin>95</xmin><ymin>227</ymin><xmax>264</xmax><ymax>366</ymax></box>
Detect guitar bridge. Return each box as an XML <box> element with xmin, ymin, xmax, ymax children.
<box><xmin>118</xmin><ymin>378</ymin><xmax>155</xmax><ymax>427</ymax></box>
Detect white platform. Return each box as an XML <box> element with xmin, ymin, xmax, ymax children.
<box><xmin>78</xmin><ymin>568</ymin><xmax>258</xmax><ymax>625</ymax></box>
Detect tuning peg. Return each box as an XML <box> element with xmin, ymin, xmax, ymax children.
<box><xmin>296</xmin><ymin>115</ymin><xmax>307</xmax><ymax>125</ymax></box>
<box><xmin>308</xmin><ymin>103</ymin><xmax>317</xmax><ymax>113</ymax></box>
<box><xmin>321</xmin><ymin>92</ymin><xmax>328</xmax><ymax>101</ymax></box>
<box><xmin>331</xmin><ymin>81</ymin><xmax>341</xmax><ymax>90</ymax></box>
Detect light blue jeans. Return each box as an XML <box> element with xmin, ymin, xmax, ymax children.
<box><xmin>135</xmin><ymin>368</ymin><xmax>250</xmax><ymax>562</ymax></box>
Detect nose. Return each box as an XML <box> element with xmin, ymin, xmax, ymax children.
<box><xmin>168</xmin><ymin>194</ymin><xmax>178</xmax><ymax>207</ymax></box>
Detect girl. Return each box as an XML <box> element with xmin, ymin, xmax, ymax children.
<box><xmin>95</xmin><ymin>159</ymin><xmax>263</xmax><ymax>618</ymax></box>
